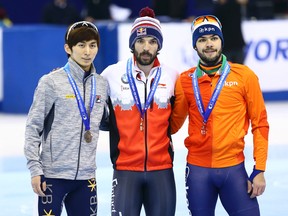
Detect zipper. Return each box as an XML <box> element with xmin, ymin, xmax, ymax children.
<box><xmin>136</xmin><ymin>72</ymin><xmax>156</xmax><ymax>171</ymax></box>
<box><xmin>144</xmin><ymin>79</ymin><xmax>148</xmax><ymax>171</ymax></box>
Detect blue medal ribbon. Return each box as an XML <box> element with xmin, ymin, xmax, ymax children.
<box><xmin>192</xmin><ymin>55</ymin><xmax>230</xmax><ymax>125</ymax></box>
<box><xmin>64</xmin><ymin>63</ymin><xmax>96</xmax><ymax>131</ymax></box>
<box><xmin>126</xmin><ymin>58</ymin><xmax>161</xmax><ymax>117</ymax></box>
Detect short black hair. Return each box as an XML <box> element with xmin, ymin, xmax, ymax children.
<box><xmin>64</xmin><ymin>23</ymin><xmax>100</xmax><ymax>57</ymax></box>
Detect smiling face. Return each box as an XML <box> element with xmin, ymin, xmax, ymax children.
<box><xmin>64</xmin><ymin>40</ymin><xmax>98</xmax><ymax>71</ymax></box>
<box><xmin>195</xmin><ymin>34</ymin><xmax>222</xmax><ymax>66</ymax></box>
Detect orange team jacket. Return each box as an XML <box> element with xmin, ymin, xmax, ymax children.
<box><xmin>171</xmin><ymin>62</ymin><xmax>269</xmax><ymax>171</ymax></box>
<box><xmin>101</xmin><ymin>57</ymin><xmax>179</xmax><ymax>171</ymax></box>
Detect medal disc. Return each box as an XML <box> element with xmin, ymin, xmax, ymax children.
<box><xmin>84</xmin><ymin>130</ymin><xmax>93</xmax><ymax>143</ymax></box>
<box><xmin>201</xmin><ymin>125</ymin><xmax>207</xmax><ymax>135</ymax></box>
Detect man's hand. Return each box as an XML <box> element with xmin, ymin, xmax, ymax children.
<box><xmin>247</xmin><ymin>172</ymin><xmax>266</xmax><ymax>198</ymax></box>
<box><xmin>31</xmin><ymin>175</ymin><xmax>46</xmax><ymax>197</ymax></box>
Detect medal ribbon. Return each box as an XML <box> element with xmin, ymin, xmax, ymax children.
<box><xmin>126</xmin><ymin>58</ymin><xmax>161</xmax><ymax>117</ymax></box>
<box><xmin>192</xmin><ymin>55</ymin><xmax>230</xmax><ymax>124</ymax></box>
<box><xmin>64</xmin><ymin>63</ymin><xmax>96</xmax><ymax>131</ymax></box>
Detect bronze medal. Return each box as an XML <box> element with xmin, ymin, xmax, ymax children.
<box><xmin>84</xmin><ymin>130</ymin><xmax>93</xmax><ymax>143</ymax></box>
<box><xmin>201</xmin><ymin>124</ymin><xmax>207</xmax><ymax>135</ymax></box>
<box><xmin>140</xmin><ymin>118</ymin><xmax>144</xmax><ymax>131</ymax></box>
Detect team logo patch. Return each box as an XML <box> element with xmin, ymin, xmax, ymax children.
<box><xmin>137</xmin><ymin>27</ymin><xmax>147</xmax><ymax>36</ymax></box>
<box><xmin>88</xmin><ymin>178</ymin><xmax>97</xmax><ymax>192</ymax></box>
<box><xmin>121</xmin><ymin>74</ymin><xmax>128</xmax><ymax>84</ymax></box>
<box><xmin>96</xmin><ymin>95</ymin><xmax>101</xmax><ymax>103</ymax></box>
<box><xmin>65</xmin><ymin>94</ymin><xmax>76</xmax><ymax>99</ymax></box>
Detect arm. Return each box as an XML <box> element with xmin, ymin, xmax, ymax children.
<box><xmin>245</xmin><ymin>69</ymin><xmax>269</xmax><ymax>171</ymax></box>
<box><xmin>24</xmin><ymin>75</ymin><xmax>55</xmax><ymax>194</ymax></box>
<box><xmin>170</xmin><ymin>76</ymin><xmax>188</xmax><ymax>134</ymax></box>
<box><xmin>99</xmin><ymin>98</ymin><xmax>110</xmax><ymax>131</ymax></box>
<box><xmin>244</xmin><ymin>67</ymin><xmax>269</xmax><ymax>197</ymax></box>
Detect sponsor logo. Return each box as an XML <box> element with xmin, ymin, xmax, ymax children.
<box><xmin>96</xmin><ymin>95</ymin><xmax>101</xmax><ymax>103</ymax></box>
<box><xmin>88</xmin><ymin>178</ymin><xmax>97</xmax><ymax>192</ymax></box>
<box><xmin>137</xmin><ymin>27</ymin><xmax>147</xmax><ymax>36</ymax></box>
<box><xmin>198</xmin><ymin>26</ymin><xmax>216</xmax><ymax>34</ymax></box>
<box><xmin>65</xmin><ymin>94</ymin><xmax>76</xmax><ymax>99</ymax></box>
<box><xmin>121</xmin><ymin>85</ymin><xmax>129</xmax><ymax>91</ymax></box>
<box><xmin>158</xmin><ymin>83</ymin><xmax>166</xmax><ymax>87</ymax></box>
<box><xmin>43</xmin><ymin>209</ymin><xmax>54</xmax><ymax>216</ymax></box>
<box><xmin>111</xmin><ymin>178</ymin><xmax>122</xmax><ymax>214</ymax></box>
<box><xmin>121</xmin><ymin>74</ymin><xmax>128</xmax><ymax>84</ymax></box>
<box><xmin>41</xmin><ymin>184</ymin><xmax>53</xmax><ymax>205</ymax></box>
<box><xmin>41</xmin><ymin>184</ymin><xmax>54</xmax><ymax>216</ymax></box>
<box><xmin>90</xmin><ymin>194</ymin><xmax>97</xmax><ymax>216</ymax></box>
<box><xmin>185</xmin><ymin>166</ymin><xmax>192</xmax><ymax>216</ymax></box>
<box><xmin>224</xmin><ymin>81</ymin><xmax>238</xmax><ymax>87</ymax></box>
<box><xmin>88</xmin><ymin>178</ymin><xmax>98</xmax><ymax>215</ymax></box>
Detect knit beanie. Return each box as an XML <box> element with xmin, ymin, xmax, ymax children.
<box><xmin>129</xmin><ymin>7</ymin><xmax>163</xmax><ymax>50</ymax></box>
<box><xmin>191</xmin><ymin>15</ymin><xmax>224</xmax><ymax>48</ymax></box>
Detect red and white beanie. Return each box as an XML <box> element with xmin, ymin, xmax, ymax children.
<box><xmin>129</xmin><ymin>7</ymin><xmax>163</xmax><ymax>50</ymax></box>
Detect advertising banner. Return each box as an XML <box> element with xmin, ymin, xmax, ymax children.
<box><xmin>118</xmin><ymin>20</ymin><xmax>288</xmax><ymax>93</ymax></box>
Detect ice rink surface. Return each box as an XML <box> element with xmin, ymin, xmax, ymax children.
<box><xmin>0</xmin><ymin>101</ymin><xmax>287</xmax><ymax>216</ymax></box>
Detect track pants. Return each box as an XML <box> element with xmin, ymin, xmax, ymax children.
<box><xmin>111</xmin><ymin>169</ymin><xmax>176</xmax><ymax>216</ymax></box>
<box><xmin>185</xmin><ymin>162</ymin><xmax>260</xmax><ymax>216</ymax></box>
<box><xmin>38</xmin><ymin>178</ymin><xmax>97</xmax><ymax>216</ymax></box>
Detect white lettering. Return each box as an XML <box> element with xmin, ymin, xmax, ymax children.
<box><xmin>224</xmin><ymin>81</ymin><xmax>238</xmax><ymax>87</ymax></box>
<box><xmin>90</xmin><ymin>195</ymin><xmax>97</xmax><ymax>216</ymax></box>
<box><xmin>42</xmin><ymin>194</ymin><xmax>52</xmax><ymax>204</ymax></box>
<box><xmin>111</xmin><ymin>178</ymin><xmax>118</xmax><ymax>213</ymax></box>
<box><xmin>185</xmin><ymin>166</ymin><xmax>192</xmax><ymax>216</ymax></box>
<box><xmin>42</xmin><ymin>184</ymin><xmax>53</xmax><ymax>204</ymax></box>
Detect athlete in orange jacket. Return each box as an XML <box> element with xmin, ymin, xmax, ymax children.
<box><xmin>171</xmin><ymin>15</ymin><xmax>269</xmax><ymax>216</ymax></box>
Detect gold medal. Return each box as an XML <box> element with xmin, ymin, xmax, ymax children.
<box><xmin>84</xmin><ymin>130</ymin><xmax>93</xmax><ymax>143</ymax></box>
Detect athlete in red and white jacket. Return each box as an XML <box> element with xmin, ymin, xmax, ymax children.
<box><xmin>101</xmin><ymin>7</ymin><xmax>179</xmax><ymax>216</ymax></box>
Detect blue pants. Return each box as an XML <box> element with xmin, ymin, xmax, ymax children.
<box><xmin>111</xmin><ymin>169</ymin><xmax>176</xmax><ymax>216</ymax></box>
<box><xmin>185</xmin><ymin>162</ymin><xmax>260</xmax><ymax>216</ymax></box>
<box><xmin>38</xmin><ymin>178</ymin><xmax>97</xmax><ymax>216</ymax></box>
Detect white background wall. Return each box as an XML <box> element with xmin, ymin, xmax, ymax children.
<box><xmin>118</xmin><ymin>20</ymin><xmax>288</xmax><ymax>92</ymax></box>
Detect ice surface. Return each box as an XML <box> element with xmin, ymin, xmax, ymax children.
<box><xmin>0</xmin><ymin>101</ymin><xmax>287</xmax><ymax>215</ymax></box>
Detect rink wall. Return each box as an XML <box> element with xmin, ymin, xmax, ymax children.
<box><xmin>0</xmin><ymin>20</ymin><xmax>288</xmax><ymax>114</ymax></box>
<box><xmin>0</xmin><ymin>23</ymin><xmax>118</xmax><ymax>113</ymax></box>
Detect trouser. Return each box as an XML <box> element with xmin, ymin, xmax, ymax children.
<box><xmin>111</xmin><ymin>169</ymin><xmax>176</xmax><ymax>216</ymax></box>
<box><xmin>38</xmin><ymin>177</ymin><xmax>97</xmax><ymax>216</ymax></box>
<box><xmin>185</xmin><ymin>162</ymin><xmax>260</xmax><ymax>216</ymax></box>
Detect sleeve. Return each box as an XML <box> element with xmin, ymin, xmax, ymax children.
<box><xmin>244</xmin><ymin>68</ymin><xmax>269</xmax><ymax>171</ymax></box>
<box><xmin>170</xmin><ymin>75</ymin><xmax>189</xmax><ymax>134</ymax></box>
<box><xmin>99</xmin><ymin>99</ymin><xmax>110</xmax><ymax>131</ymax></box>
<box><xmin>24</xmin><ymin>75</ymin><xmax>55</xmax><ymax>177</ymax></box>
